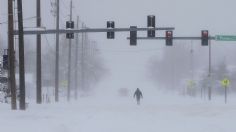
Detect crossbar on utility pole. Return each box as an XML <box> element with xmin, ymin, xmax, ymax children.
<box><xmin>13</xmin><ymin>27</ymin><xmax>175</xmax><ymax>35</ymax></box>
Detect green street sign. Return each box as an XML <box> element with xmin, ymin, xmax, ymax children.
<box><xmin>215</xmin><ymin>35</ymin><xmax>236</xmax><ymax>41</ymax></box>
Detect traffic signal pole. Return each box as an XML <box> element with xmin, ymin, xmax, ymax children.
<box><xmin>36</xmin><ymin>0</ymin><xmax>42</xmax><ymax>104</ymax></box>
<box><xmin>208</xmin><ymin>38</ymin><xmax>212</xmax><ymax>100</ymax></box>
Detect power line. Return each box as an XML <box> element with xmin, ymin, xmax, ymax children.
<box><xmin>61</xmin><ymin>0</ymin><xmax>70</xmax><ymax>10</ymax></box>
<box><xmin>42</xmin><ymin>35</ymin><xmax>56</xmax><ymax>54</ymax></box>
<box><xmin>41</xmin><ymin>22</ymin><xmax>56</xmax><ymax>54</ymax></box>
<box><xmin>59</xmin><ymin>18</ymin><xmax>66</xmax><ymax>27</ymax></box>
<box><xmin>94</xmin><ymin>48</ymin><xmax>163</xmax><ymax>53</ymax></box>
<box><xmin>0</xmin><ymin>16</ymin><xmax>37</xmax><ymax>25</ymax></box>
<box><xmin>60</xmin><ymin>8</ymin><xmax>69</xmax><ymax>18</ymax></box>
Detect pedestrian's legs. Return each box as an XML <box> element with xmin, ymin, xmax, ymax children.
<box><xmin>136</xmin><ymin>98</ymin><xmax>140</xmax><ymax>105</ymax></box>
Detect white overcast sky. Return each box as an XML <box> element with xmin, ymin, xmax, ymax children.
<box><xmin>1</xmin><ymin>0</ymin><xmax>236</xmax><ymax>91</ymax></box>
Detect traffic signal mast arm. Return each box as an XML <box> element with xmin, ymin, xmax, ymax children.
<box><xmin>127</xmin><ymin>36</ymin><xmax>215</xmax><ymax>40</ymax></box>
<box><xmin>13</xmin><ymin>27</ymin><xmax>175</xmax><ymax>35</ymax></box>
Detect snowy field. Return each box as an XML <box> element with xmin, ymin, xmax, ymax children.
<box><xmin>1</xmin><ymin>91</ymin><xmax>236</xmax><ymax>132</ymax></box>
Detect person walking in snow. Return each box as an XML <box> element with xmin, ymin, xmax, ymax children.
<box><xmin>133</xmin><ymin>88</ymin><xmax>143</xmax><ymax>105</ymax></box>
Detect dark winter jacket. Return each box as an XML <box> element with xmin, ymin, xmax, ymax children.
<box><xmin>133</xmin><ymin>89</ymin><xmax>143</xmax><ymax>100</ymax></box>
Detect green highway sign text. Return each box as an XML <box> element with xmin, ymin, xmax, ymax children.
<box><xmin>215</xmin><ymin>35</ymin><xmax>236</xmax><ymax>41</ymax></box>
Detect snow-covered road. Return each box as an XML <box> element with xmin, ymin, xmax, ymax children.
<box><xmin>1</xmin><ymin>94</ymin><xmax>236</xmax><ymax>132</ymax></box>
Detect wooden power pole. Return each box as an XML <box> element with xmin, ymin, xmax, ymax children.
<box><xmin>17</xmin><ymin>0</ymin><xmax>26</xmax><ymax>110</ymax></box>
<box><xmin>8</xmin><ymin>0</ymin><xmax>17</xmax><ymax>110</ymax></box>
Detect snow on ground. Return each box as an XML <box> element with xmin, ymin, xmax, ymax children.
<box><xmin>1</xmin><ymin>91</ymin><xmax>236</xmax><ymax>132</ymax></box>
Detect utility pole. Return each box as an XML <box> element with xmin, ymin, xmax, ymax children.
<box><xmin>208</xmin><ymin>38</ymin><xmax>212</xmax><ymax>100</ymax></box>
<box><xmin>74</xmin><ymin>16</ymin><xmax>79</xmax><ymax>100</ymax></box>
<box><xmin>84</xmin><ymin>32</ymin><xmax>89</xmax><ymax>89</ymax></box>
<box><xmin>190</xmin><ymin>41</ymin><xmax>194</xmax><ymax>81</ymax></box>
<box><xmin>8</xmin><ymin>0</ymin><xmax>17</xmax><ymax>110</ymax></box>
<box><xmin>81</xmin><ymin>23</ymin><xmax>85</xmax><ymax>91</ymax></box>
<box><xmin>67</xmin><ymin>0</ymin><xmax>73</xmax><ymax>101</ymax></box>
<box><xmin>55</xmin><ymin>0</ymin><xmax>59</xmax><ymax>102</ymax></box>
<box><xmin>36</xmin><ymin>0</ymin><xmax>42</xmax><ymax>104</ymax></box>
<box><xmin>17</xmin><ymin>0</ymin><xmax>26</xmax><ymax>110</ymax></box>
<box><xmin>13</xmin><ymin>0</ymin><xmax>18</xmax><ymax>61</ymax></box>
<box><xmin>190</xmin><ymin>40</ymin><xmax>194</xmax><ymax>96</ymax></box>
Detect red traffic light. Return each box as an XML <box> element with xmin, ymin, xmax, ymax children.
<box><xmin>202</xmin><ymin>30</ymin><xmax>208</xmax><ymax>37</ymax></box>
<box><xmin>165</xmin><ymin>31</ymin><xmax>173</xmax><ymax>46</ymax></box>
<box><xmin>166</xmin><ymin>31</ymin><xmax>173</xmax><ymax>38</ymax></box>
<box><xmin>201</xmin><ymin>30</ymin><xmax>209</xmax><ymax>46</ymax></box>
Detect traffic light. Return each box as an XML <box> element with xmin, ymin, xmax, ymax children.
<box><xmin>66</xmin><ymin>33</ymin><xmax>74</xmax><ymax>39</ymax></box>
<box><xmin>3</xmin><ymin>55</ymin><xmax>8</xmax><ymax>70</ymax></box>
<box><xmin>165</xmin><ymin>31</ymin><xmax>173</xmax><ymax>46</ymax></box>
<box><xmin>130</xmin><ymin>26</ymin><xmax>137</xmax><ymax>46</ymax></box>
<box><xmin>66</xmin><ymin>21</ymin><xmax>74</xmax><ymax>29</ymax></box>
<box><xmin>201</xmin><ymin>30</ymin><xmax>209</xmax><ymax>46</ymax></box>
<box><xmin>107</xmin><ymin>21</ymin><xmax>115</xmax><ymax>39</ymax></box>
<box><xmin>66</xmin><ymin>21</ymin><xmax>74</xmax><ymax>39</ymax></box>
<box><xmin>147</xmin><ymin>15</ymin><xmax>155</xmax><ymax>37</ymax></box>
